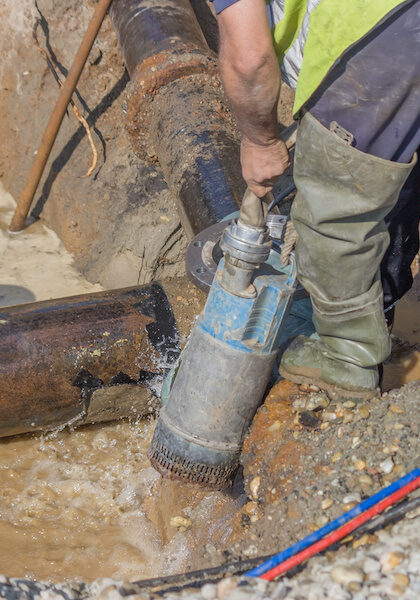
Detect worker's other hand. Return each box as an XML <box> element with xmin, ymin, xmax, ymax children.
<box><xmin>241</xmin><ymin>137</ymin><xmax>290</xmax><ymax>197</ymax></box>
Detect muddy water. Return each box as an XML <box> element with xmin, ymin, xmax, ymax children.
<box><xmin>383</xmin><ymin>293</ymin><xmax>420</xmax><ymax>391</ymax></box>
<box><xmin>0</xmin><ymin>418</ymin><xmax>242</xmax><ymax>583</ymax></box>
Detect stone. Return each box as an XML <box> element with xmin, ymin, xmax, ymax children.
<box><xmin>343</xmin><ymin>411</ymin><xmax>354</xmax><ymax>424</ymax></box>
<box><xmin>322</xmin><ymin>412</ymin><xmax>337</xmax><ymax>422</ymax></box>
<box><xmin>352</xmin><ymin>533</ymin><xmax>378</xmax><ymax>549</ymax></box>
<box><xmin>381</xmin><ymin>551</ymin><xmax>405</xmax><ymax>573</ymax></box>
<box><xmin>363</xmin><ymin>557</ymin><xmax>381</xmax><ymax>574</ymax></box>
<box><xmin>227</xmin><ymin>589</ymin><xmax>254</xmax><ymax>600</ymax></box>
<box><xmin>388</xmin><ymin>403</ymin><xmax>404</xmax><ymax>414</ymax></box>
<box><xmin>306</xmin><ymin>394</ymin><xmax>329</xmax><ymax>411</ymax></box>
<box><xmin>249</xmin><ymin>476</ymin><xmax>261</xmax><ymax>501</ymax></box>
<box><xmin>216</xmin><ymin>578</ymin><xmax>238</xmax><ymax>600</ymax></box>
<box><xmin>357</xmin><ymin>406</ymin><xmax>370</xmax><ymax>419</ymax></box>
<box><xmin>379</xmin><ymin>457</ymin><xmax>394</xmax><ymax>475</ymax></box>
<box><xmin>321</xmin><ymin>498</ymin><xmax>334</xmax><ymax>510</ymax></box>
<box><xmin>359</xmin><ymin>474</ymin><xmax>374</xmax><ymax>486</ymax></box>
<box><xmin>242</xmin><ymin>502</ymin><xmax>263</xmax><ymax>523</ymax></box>
<box><xmin>342</xmin><ymin>493</ymin><xmax>361</xmax><ymax>505</ymax></box>
<box><xmin>201</xmin><ymin>584</ymin><xmax>217</xmax><ymax>600</ymax></box>
<box><xmin>392</xmin><ymin>573</ymin><xmax>410</xmax><ymax>588</ymax></box>
<box><xmin>332</xmin><ymin>452</ymin><xmax>343</xmax><ymax>463</ymax></box>
<box><xmin>170</xmin><ymin>515</ymin><xmax>192</xmax><ymax>531</ymax></box>
<box><xmin>316</xmin><ymin>515</ymin><xmax>329</xmax><ymax>527</ymax></box>
<box><xmin>343</xmin><ymin>401</ymin><xmax>356</xmax><ymax>409</ymax></box>
<box><xmin>354</xmin><ymin>459</ymin><xmax>366</xmax><ymax>471</ymax></box>
<box><xmin>243</xmin><ymin>545</ymin><xmax>258</xmax><ymax>557</ymax></box>
<box><xmin>330</xmin><ymin>564</ymin><xmax>364</xmax><ymax>586</ymax></box>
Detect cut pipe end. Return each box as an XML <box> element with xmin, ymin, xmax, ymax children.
<box><xmin>148</xmin><ymin>418</ymin><xmax>238</xmax><ymax>489</ymax></box>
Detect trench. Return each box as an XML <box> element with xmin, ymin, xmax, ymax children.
<box><xmin>0</xmin><ymin>295</ymin><xmax>418</xmax><ymax>584</ymax></box>
<box><xmin>1</xmin><ymin>184</ymin><xmax>419</xmax><ymax>584</ymax></box>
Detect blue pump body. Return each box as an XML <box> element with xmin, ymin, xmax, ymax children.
<box><xmin>199</xmin><ymin>256</ymin><xmax>296</xmax><ymax>355</ymax></box>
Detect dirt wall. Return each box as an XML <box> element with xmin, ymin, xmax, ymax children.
<box><xmin>0</xmin><ymin>0</ymin><xmax>187</xmax><ymax>288</ymax></box>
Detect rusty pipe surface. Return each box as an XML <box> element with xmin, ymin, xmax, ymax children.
<box><xmin>110</xmin><ymin>0</ymin><xmax>243</xmax><ymax>238</ymax></box>
<box><xmin>9</xmin><ymin>0</ymin><xmax>113</xmax><ymax>233</ymax></box>
<box><xmin>0</xmin><ymin>279</ymin><xmax>203</xmax><ymax>439</ymax></box>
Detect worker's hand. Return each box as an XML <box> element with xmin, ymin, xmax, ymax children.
<box><xmin>241</xmin><ymin>137</ymin><xmax>290</xmax><ymax>198</ymax></box>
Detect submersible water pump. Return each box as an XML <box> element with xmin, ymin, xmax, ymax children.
<box><xmin>148</xmin><ymin>189</ymin><xmax>297</xmax><ymax>487</ymax></box>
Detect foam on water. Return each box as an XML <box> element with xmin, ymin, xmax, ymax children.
<box><xmin>0</xmin><ymin>416</ymin><xmax>242</xmax><ymax>583</ymax></box>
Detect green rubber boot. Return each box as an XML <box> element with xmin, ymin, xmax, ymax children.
<box><xmin>279</xmin><ymin>113</ymin><xmax>416</xmax><ymax>402</ymax></box>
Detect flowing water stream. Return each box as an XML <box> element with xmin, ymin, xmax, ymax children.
<box><xmin>0</xmin><ymin>417</ymin><xmax>242</xmax><ymax>583</ymax></box>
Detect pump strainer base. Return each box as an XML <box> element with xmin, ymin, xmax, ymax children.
<box><xmin>148</xmin><ymin>419</ymin><xmax>238</xmax><ymax>489</ymax></box>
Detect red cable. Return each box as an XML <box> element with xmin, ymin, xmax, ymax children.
<box><xmin>261</xmin><ymin>475</ymin><xmax>420</xmax><ymax>581</ymax></box>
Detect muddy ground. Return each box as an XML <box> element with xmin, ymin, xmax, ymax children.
<box><xmin>0</xmin><ymin>1</ymin><xmax>419</xmax><ymax>599</ymax></box>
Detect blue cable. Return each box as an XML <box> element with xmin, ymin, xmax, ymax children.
<box><xmin>246</xmin><ymin>467</ymin><xmax>420</xmax><ymax>577</ymax></box>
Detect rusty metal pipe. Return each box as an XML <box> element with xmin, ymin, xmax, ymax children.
<box><xmin>110</xmin><ymin>0</ymin><xmax>243</xmax><ymax>238</ymax></box>
<box><xmin>8</xmin><ymin>0</ymin><xmax>113</xmax><ymax>233</ymax></box>
<box><xmin>0</xmin><ymin>280</ymin><xmax>203</xmax><ymax>439</ymax></box>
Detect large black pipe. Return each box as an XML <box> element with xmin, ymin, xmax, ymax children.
<box><xmin>0</xmin><ymin>278</ymin><xmax>204</xmax><ymax>438</ymax></box>
<box><xmin>110</xmin><ymin>0</ymin><xmax>244</xmax><ymax>238</ymax></box>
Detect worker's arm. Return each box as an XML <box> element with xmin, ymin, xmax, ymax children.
<box><xmin>216</xmin><ymin>0</ymin><xmax>290</xmax><ymax>197</ymax></box>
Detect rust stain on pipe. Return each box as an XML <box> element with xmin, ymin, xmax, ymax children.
<box><xmin>9</xmin><ymin>0</ymin><xmax>113</xmax><ymax>233</ymax></box>
<box><xmin>110</xmin><ymin>0</ymin><xmax>243</xmax><ymax>237</ymax></box>
<box><xmin>0</xmin><ymin>281</ymin><xmax>193</xmax><ymax>438</ymax></box>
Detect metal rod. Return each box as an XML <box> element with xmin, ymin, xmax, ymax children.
<box><xmin>8</xmin><ymin>0</ymin><xmax>113</xmax><ymax>233</ymax></box>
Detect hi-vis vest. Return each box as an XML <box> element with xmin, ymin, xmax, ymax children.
<box><xmin>267</xmin><ymin>0</ymin><xmax>411</xmax><ymax>116</ymax></box>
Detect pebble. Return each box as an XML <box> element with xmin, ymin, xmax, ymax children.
<box><xmin>342</xmin><ymin>492</ymin><xmax>361</xmax><ymax>505</ymax></box>
<box><xmin>169</xmin><ymin>516</ymin><xmax>192</xmax><ymax>531</ymax></box>
<box><xmin>343</xmin><ymin>401</ymin><xmax>356</xmax><ymax>409</ymax></box>
<box><xmin>332</xmin><ymin>452</ymin><xmax>342</xmax><ymax>463</ymax></box>
<box><xmin>330</xmin><ymin>564</ymin><xmax>364</xmax><ymax>586</ymax></box>
<box><xmin>394</xmin><ymin>422</ymin><xmax>404</xmax><ymax>430</ymax></box>
<box><xmin>363</xmin><ymin>556</ymin><xmax>381</xmax><ymax>573</ymax></box>
<box><xmin>393</xmin><ymin>573</ymin><xmax>410</xmax><ymax>588</ymax></box>
<box><xmin>242</xmin><ymin>502</ymin><xmax>263</xmax><ymax>523</ymax></box>
<box><xmin>352</xmin><ymin>436</ymin><xmax>361</xmax><ymax>448</ymax></box>
<box><xmin>380</xmin><ymin>551</ymin><xmax>405</xmax><ymax>573</ymax></box>
<box><xmin>322</xmin><ymin>412</ymin><xmax>337</xmax><ymax>422</ymax></box>
<box><xmin>227</xmin><ymin>590</ymin><xmax>253</xmax><ymax>600</ymax></box>
<box><xmin>249</xmin><ymin>476</ymin><xmax>260</xmax><ymax>501</ymax></box>
<box><xmin>316</xmin><ymin>515</ymin><xmax>329</xmax><ymax>527</ymax></box>
<box><xmin>359</xmin><ymin>474</ymin><xmax>374</xmax><ymax>486</ymax></box>
<box><xmin>352</xmin><ymin>533</ymin><xmax>378</xmax><ymax>549</ymax></box>
<box><xmin>388</xmin><ymin>403</ymin><xmax>404</xmax><ymax>414</ymax></box>
<box><xmin>320</xmin><ymin>422</ymin><xmax>330</xmax><ymax>430</ymax></box>
<box><xmin>201</xmin><ymin>585</ymin><xmax>217</xmax><ymax>600</ymax></box>
<box><xmin>341</xmin><ymin>501</ymin><xmax>358</xmax><ymax>510</ymax></box>
<box><xmin>354</xmin><ymin>459</ymin><xmax>366</xmax><ymax>471</ymax></box>
<box><xmin>306</xmin><ymin>394</ymin><xmax>329</xmax><ymax>411</ymax></box>
<box><xmin>343</xmin><ymin>411</ymin><xmax>354</xmax><ymax>424</ymax></box>
<box><xmin>379</xmin><ymin>457</ymin><xmax>394</xmax><ymax>474</ymax></box>
<box><xmin>216</xmin><ymin>578</ymin><xmax>238</xmax><ymax>600</ymax></box>
<box><xmin>321</xmin><ymin>498</ymin><xmax>334</xmax><ymax>510</ymax></box>
<box><xmin>357</xmin><ymin>406</ymin><xmax>370</xmax><ymax>419</ymax></box>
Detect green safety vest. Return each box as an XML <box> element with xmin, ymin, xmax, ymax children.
<box><xmin>267</xmin><ymin>0</ymin><xmax>410</xmax><ymax>116</ymax></box>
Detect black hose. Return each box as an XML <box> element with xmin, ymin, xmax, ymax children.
<box><xmin>122</xmin><ymin>495</ymin><xmax>420</xmax><ymax>595</ymax></box>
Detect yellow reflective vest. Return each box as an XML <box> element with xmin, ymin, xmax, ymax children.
<box><xmin>267</xmin><ymin>0</ymin><xmax>410</xmax><ymax>116</ymax></box>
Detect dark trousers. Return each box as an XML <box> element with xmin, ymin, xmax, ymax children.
<box><xmin>308</xmin><ymin>0</ymin><xmax>420</xmax><ymax>309</ymax></box>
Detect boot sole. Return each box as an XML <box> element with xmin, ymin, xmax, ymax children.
<box><xmin>279</xmin><ymin>365</ymin><xmax>379</xmax><ymax>403</ymax></box>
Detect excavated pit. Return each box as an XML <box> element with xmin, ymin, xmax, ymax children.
<box><xmin>0</xmin><ymin>1</ymin><xmax>419</xmax><ymax>595</ymax></box>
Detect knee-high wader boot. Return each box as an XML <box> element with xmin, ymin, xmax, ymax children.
<box><xmin>280</xmin><ymin>113</ymin><xmax>416</xmax><ymax>401</ymax></box>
